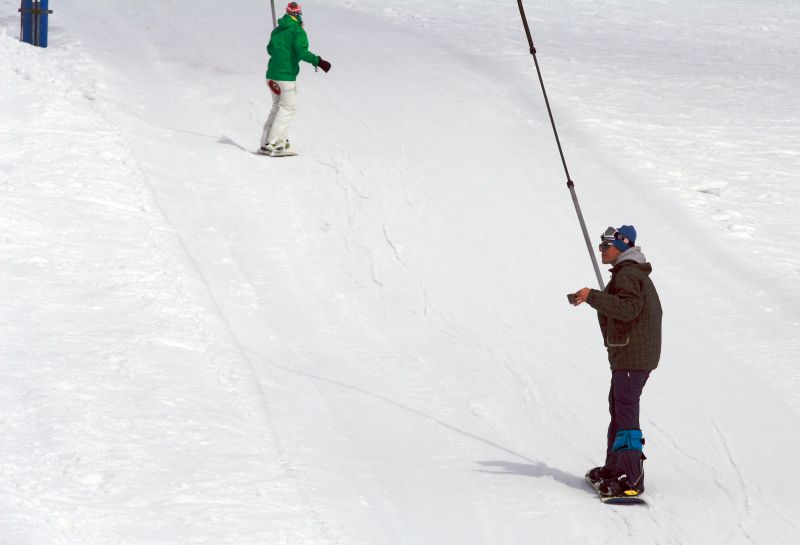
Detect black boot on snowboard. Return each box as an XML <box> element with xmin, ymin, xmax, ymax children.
<box><xmin>586</xmin><ymin>466</ymin><xmax>617</xmax><ymax>486</ymax></box>
<box><xmin>598</xmin><ymin>474</ymin><xmax>642</xmax><ymax>498</ymax></box>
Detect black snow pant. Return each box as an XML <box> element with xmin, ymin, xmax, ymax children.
<box><xmin>604</xmin><ymin>369</ymin><xmax>650</xmax><ymax>490</ymax></box>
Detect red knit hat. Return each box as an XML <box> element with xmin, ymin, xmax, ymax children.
<box><xmin>286</xmin><ymin>2</ymin><xmax>302</xmax><ymax>16</ymax></box>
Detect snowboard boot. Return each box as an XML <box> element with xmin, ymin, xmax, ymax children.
<box><xmin>258</xmin><ymin>138</ymin><xmax>290</xmax><ymax>155</ymax></box>
<box><xmin>268</xmin><ymin>138</ymin><xmax>289</xmax><ymax>156</ymax></box>
<box><xmin>586</xmin><ymin>466</ymin><xmax>618</xmax><ymax>487</ymax></box>
<box><xmin>598</xmin><ymin>474</ymin><xmax>642</xmax><ymax>499</ymax></box>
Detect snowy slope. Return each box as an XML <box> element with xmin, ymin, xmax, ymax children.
<box><xmin>1</xmin><ymin>1</ymin><xmax>799</xmax><ymax>544</ymax></box>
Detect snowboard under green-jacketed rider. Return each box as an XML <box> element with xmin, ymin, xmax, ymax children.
<box><xmin>259</xmin><ymin>2</ymin><xmax>331</xmax><ymax>156</ymax></box>
<box><xmin>571</xmin><ymin>225</ymin><xmax>663</xmax><ymax>499</ymax></box>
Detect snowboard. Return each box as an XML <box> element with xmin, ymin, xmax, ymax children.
<box><xmin>585</xmin><ymin>474</ymin><xmax>645</xmax><ymax>505</ymax></box>
<box><xmin>255</xmin><ymin>148</ymin><xmax>298</xmax><ymax>157</ymax></box>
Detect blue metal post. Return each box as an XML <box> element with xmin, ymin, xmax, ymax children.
<box><xmin>38</xmin><ymin>0</ymin><xmax>49</xmax><ymax>47</ymax></box>
<box><xmin>19</xmin><ymin>0</ymin><xmax>52</xmax><ymax>47</ymax></box>
<box><xmin>19</xmin><ymin>0</ymin><xmax>33</xmax><ymax>45</ymax></box>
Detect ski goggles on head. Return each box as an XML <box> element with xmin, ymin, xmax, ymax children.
<box><xmin>599</xmin><ymin>226</ymin><xmax>634</xmax><ymax>248</ymax></box>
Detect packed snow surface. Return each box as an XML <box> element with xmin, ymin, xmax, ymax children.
<box><xmin>1</xmin><ymin>1</ymin><xmax>799</xmax><ymax>544</ymax></box>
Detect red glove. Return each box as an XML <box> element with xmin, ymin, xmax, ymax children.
<box><xmin>317</xmin><ymin>57</ymin><xmax>331</xmax><ymax>73</ymax></box>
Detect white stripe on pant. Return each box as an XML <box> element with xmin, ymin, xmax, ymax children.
<box><xmin>261</xmin><ymin>80</ymin><xmax>297</xmax><ymax>147</ymax></box>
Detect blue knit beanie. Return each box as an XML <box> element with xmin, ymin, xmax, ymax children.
<box><xmin>613</xmin><ymin>225</ymin><xmax>637</xmax><ymax>252</ymax></box>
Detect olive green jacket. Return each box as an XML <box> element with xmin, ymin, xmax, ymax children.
<box><xmin>586</xmin><ymin>249</ymin><xmax>663</xmax><ymax>371</ymax></box>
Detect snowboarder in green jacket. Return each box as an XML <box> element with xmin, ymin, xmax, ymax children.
<box><xmin>259</xmin><ymin>2</ymin><xmax>331</xmax><ymax>156</ymax></box>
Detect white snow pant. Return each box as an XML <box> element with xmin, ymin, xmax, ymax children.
<box><xmin>260</xmin><ymin>79</ymin><xmax>297</xmax><ymax>147</ymax></box>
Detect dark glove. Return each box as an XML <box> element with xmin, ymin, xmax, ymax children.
<box><xmin>317</xmin><ymin>57</ymin><xmax>331</xmax><ymax>73</ymax></box>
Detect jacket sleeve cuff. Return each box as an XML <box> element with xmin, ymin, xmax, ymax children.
<box><xmin>586</xmin><ymin>289</ymin><xmax>600</xmax><ymax>307</ymax></box>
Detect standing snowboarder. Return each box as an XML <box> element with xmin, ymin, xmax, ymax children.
<box><xmin>259</xmin><ymin>2</ymin><xmax>331</xmax><ymax>156</ymax></box>
<box><xmin>571</xmin><ymin>225</ymin><xmax>662</xmax><ymax>499</ymax></box>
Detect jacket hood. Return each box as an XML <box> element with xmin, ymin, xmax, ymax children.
<box><xmin>611</xmin><ymin>247</ymin><xmax>652</xmax><ymax>274</ymax></box>
<box><xmin>616</xmin><ymin>246</ymin><xmax>646</xmax><ymax>265</ymax></box>
<box><xmin>277</xmin><ymin>13</ymin><xmax>301</xmax><ymax>29</ymax></box>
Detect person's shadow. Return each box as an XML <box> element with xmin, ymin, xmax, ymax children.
<box><xmin>476</xmin><ymin>460</ymin><xmax>587</xmax><ymax>492</ymax></box>
<box><xmin>252</xmin><ymin>350</ymin><xmax>589</xmax><ymax>495</ymax></box>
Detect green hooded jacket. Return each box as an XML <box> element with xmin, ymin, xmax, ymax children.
<box><xmin>266</xmin><ymin>14</ymin><xmax>319</xmax><ymax>81</ymax></box>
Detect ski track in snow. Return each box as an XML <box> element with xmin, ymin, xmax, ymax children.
<box><xmin>709</xmin><ymin>421</ymin><xmax>755</xmax><ymax>545</ymax></box>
